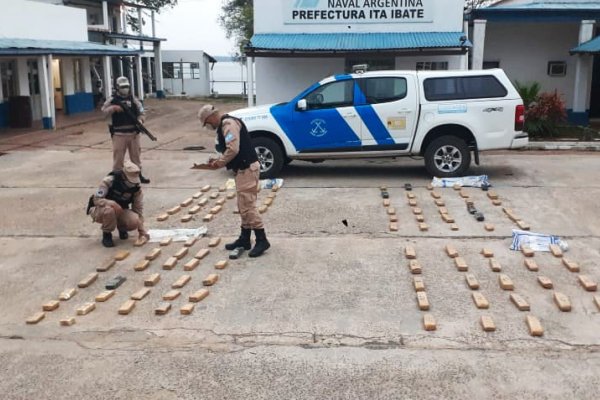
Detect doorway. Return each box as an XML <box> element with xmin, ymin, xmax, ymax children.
<box><xmin>52</xmin><ymin>59</ymin><xmax>63</xmax><ymax>110</ymax></box>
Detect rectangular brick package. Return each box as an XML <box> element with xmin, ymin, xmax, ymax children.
<box><xmin>489</xmin><ymin>259</ymin><xmax>502</xmax><ymax>272</ymax></box>
<box><xmin>578</xmin><ymin>275</ymin><xmax>597</xmax><ymax>292</ymax></box>
<box><xmin>131</xmin><ymin>288</ymin><xmax>151</xmax><ymax>301</ymax></box>
<box><xmin>480</xmin><ymin>316</ymin><xmax>496</xmax><ymax>332</ymax></box>
<box><xmin>409</xmin><ymin>260</ymin><xmax>422</xmax><ymax>275</ymax></box>
<box><xmin>419</xmin><ymin>223</ymin><xmax>429</xmax><ymax>232</ymax></box>
<box><xmin>181</xmin><ymin>214</ymin><xmax>193</xmax><ymax>223</ymax></box>
<box><xmin>189</xmin><ymin>289</ymin><xmax>210</xmax><ymax>303</ymax></box>
<box><xmin>97</xmin><ymin>259</ymin><xmax>116</xmax><ymax>272</ymax></box>
<box><xmin>215</xmin><ymin>260</ymin><xmax>228</xmax><ymax>270</ymax></box>
<box><xmin>405</xmin><ymin>246</ymin><xmax>417</xmax><ymax>259</ymax></box>
<box><xmin>172</xmin><ymin>275</ymin><xmax>192</xmax><ymax>289</ymax></box>
<box><xmin>184</xmin><ymin>237</ymin><xmax>198</xmax><ymax>247</ymax></box>
<box><xmin>184</xmin><ymin>258</ymin><xmax>200</xmax><ymax>271</ymax></box>
<box><xmin>526</xmin><ymin>315</ymin><xmax>544</xmax><ymax>337</ymax></box>
<box><xmin>465</xmin><ymin>274</ymin><xmax>479</xmax><ymax>290</ymax></box>
<box><xmin>445</xmin><ymin>245</ymin><xmax>458</xmax><ymax>258</ymax></box>
<box><xmin>180</xmin><ymin>198</ymin><xmax>193</xmax><ymax>207</ymax></box>
<box><xmin>472</xmin><ymin>292</ymin><xmax>489</xmax><ymax>309</ymax></box>
<box><xmin>524</xmin><ymin>259</ymin><xmax>539</xmax><ymax>272</ymax></box>
<box><xmin>167</xmin><ymin>206</ymin><xmax>181</xmax><ymax>215</ymax></box>
<box><xmin>78</xmin><ymin>272</ymin><xmax>99</xmax><ymax>288</ymax></box>
<box><xmin>203</xmin><ymin>274</ymin><xmax>219</xmax><ymax>286</ymax></box>
<box><xmin>76</xmin><ymin>302</ymin><xmax>96</xmax><ymax>316</ymax></box>
<box><xmin>180</xmin><ymin>303</ymin><xmax>196</xmax><ymax>315</ymax></box>
<box><xmin>416</xmin><ymin>292</ymin><xmax>430</xmax><ymax>310</ymax></box>
<box><xmin>537</xmin><ymin>276</ymin><xmax>553</xmax><ymax>289</ymax></box>
<box><xmin>562</xmin><ymin>258</ymin><xmax>580</xmax><ymax>273</ymax></box>
<box><xmin>510</xmin><ymin>293</ymin><xmax>530</xmax><ymax>311</ymax></box>
<box><xmin>60</xmin><ymin>317</ymin><xmax>76</xmax><ymax>327</ymax></box>
<box><xmin>549</xmin><ymin>244</ymin><xmax>563</xmax><ymax>257</ymax></box>
<box><xmin>209</xmin><ymin>237</ymin><xmax>221</xmax><ymax>247</ymax></box>
<box><xmin>42</xmin><ymin>300</ymin><xmax>60</xmax><ymax>312</ymax></box>
<box><xmin>454</xmin><ymin>257</ymin><xmax>468</xmax><ymax>272</ymax></box>
<box><xmin>144</xmin><ymin>273</ymin><xmax>161</xmax><ymax>287</ymax></box>
<box><xmin>163</xmin><ymin>257</ymin><xmax>178</xmax><ymax>270</ymax></box>
<box><xmin>160</xmin><ymin>237</ymin><xmax>173</xmax><ymax>246</ymax></box>
<box><xmin>118</xmin><ymin>300</ymin><xmax>136</xmax><ymax>315</ymax></box>
<box><xmin>195</xmin><ymin>249</ymin><xmax>210</xmax><ymax>259</ymax></box>
<box><xmin>26</xmin><ymin>312</ymin><xmax>45</xmax><ymax>325</ymax></box>
<box><xmin>157</xmin><ymin>213</ymin><xmax>169</xmax><ymax>222</ymax></box>
<box><xmin>481</xmin><ymin>248</ymin><xmax>494</xmax><ymax>258</ymax></box>
<box><xmin>499</xmin><ymin>274</ymin><xmax>515</xmax><ymax>290</ymax></box>
<box><xmin>553</xmin><ymin>292</ymin><xmax>572</xmax><ymax>311</ymax></box>
<box><xmin>134</xmin><ymin>260</ymin><xmax>151</xmax><ymax>272</ymax></box>
<box><xmin>155</xmin><ymin>302</ymin><xmax>172</xmax><ymax>315</ymax></box>
<box><xmin>114</xmin><ymin>251</ymin><xmax>130</xmax><ymax>261</ymax></box>
<box><xmin>95</xmin><ymin>290</ymin><xmax>115</xmax><ymax>302</ymax></box>
<box><xmin>162</xmin><ymin>290</ymin><xmax>181</xmax><ymax>301</ymax></box>
<box><xmin>59</xmin><ymin>288</ymin><xmax>77</xmax><ymax>301</ymax></box>
<box><xmin>174</xmin><ymin>247</ymin><xmax>189</xmax><ymax>260</ymax></box>
<box><xmin>413</xmin><ymin>277</ymin><xmax>425</xmax><ymax>292</ymax></box>
<box><xmin>146</xmin><ymin>248</ymin><xmax>162</xmax><ymax>261</ymax></box>
<box><xmin>423</xmin><ymin>314</ymin><xmax>437</xmax><ymax>331</ymax></box>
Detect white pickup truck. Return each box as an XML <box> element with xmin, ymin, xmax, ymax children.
<box><xmin>230</xmin><ymin>69</ymin><xmax>528</xmax><ymax>178</ymax></box>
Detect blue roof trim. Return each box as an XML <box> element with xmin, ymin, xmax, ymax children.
<box><xmin>571</xmin><ymin>36</ymin><xmax>600</xmax><ymax>54</ymax></box>
<box><xmin>248</xmin><ymin>32</ymin><xmax>471</xmax><ymax>52</ymax></box>
<box><xmin>471</xmin><ymin>1</ymin><xmax>600</xmax><ymax>21</ymax></box>
<box><xmin>0</xmin><ymin>38</ymin><xmax>140</xmax><ymax>56</ymax></box>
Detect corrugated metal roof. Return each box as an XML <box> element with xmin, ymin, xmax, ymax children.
<box><xmin>571</xmin><ymin>35</ymin><xmax>600</xmax><ymax>54</ymax></box>
<box><xmin>248</xmin><ymin>32</ymin><xmax>471</xmax><ymax>52</ymax></box>
<box><xmin>492</xmin><ymin>1</ymin><xmax>600</xmax><ymax>10</ymax></box>
<box><xmin>0</xmin><ymin>38</ymin><xmax>140</xmax><ymax>56</ymax></box>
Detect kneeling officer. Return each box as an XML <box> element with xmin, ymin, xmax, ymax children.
<box><xmin>88</xmin><ymin>161</ymin><xmax>149</xmax><ymax>247</ymax></box>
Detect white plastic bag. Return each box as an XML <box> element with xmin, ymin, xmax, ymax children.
<box><xmin>510</xmin><ymin>229</ymin><xmax>568</xmax><ymax>252</ymax></box>
<box><xmin>431</xmin><ymin>175</ymin><xmax>490</xmax><ymax>188</ymax></box>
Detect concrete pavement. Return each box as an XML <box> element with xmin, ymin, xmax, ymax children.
<box><xmin>0</xmin><ymin>99</ymin><xmax>599</xmax><ymax>399</ymax></box>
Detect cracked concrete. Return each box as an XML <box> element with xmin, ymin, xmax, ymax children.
<box><xmin>0</xmin><ymin>99</ymin><xmax>599</xmax><ymax>399</ymax></box>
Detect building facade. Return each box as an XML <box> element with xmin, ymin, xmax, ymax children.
<box><xmin>470</xmin><ymin>0</ymin><xmax>600</xmax><ymax>125</ymax></box>
<box><xmin>247</xmin><ymin>0</ymin><xmax>470</xmax><ymax>105</ymax></box>
<box><xmin>161</xmin><ymin>50</ymin><xmax>215</xmax><ymax>97</ymax></box>
<box><xmin>0</xmin><ymin>0</ymin><xmax>166</xmax><ymax>130</ymax></box>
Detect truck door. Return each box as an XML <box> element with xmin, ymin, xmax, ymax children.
<box><xmin>290</xmin><ymin>77</ymin><xmax>361</xmax><ymax>152</ymax></box>
<box><xmin>355</xmin><ymin>76</ymin><xmax>418</xmax><ymax>151</ymax></box>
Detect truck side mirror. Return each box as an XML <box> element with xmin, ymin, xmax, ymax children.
<box><xmin>297</xmin><ymin>99</ymin><xmax>307</xmax><ymax>111</ymax></box>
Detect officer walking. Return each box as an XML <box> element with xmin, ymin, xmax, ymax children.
<box><xmin>101</xmin><ymin>76</ymin><xmax>150</xmax><ymax>184</ymax></box>
<box><xmin>197</xmin><ymin>104</ymin><xmax>271</xmax><ymax>258</ymax></box>
<box><xmin>89</xmin><ymin>161</ymin><xmax>149</xmax><ymax>248</ymax></box>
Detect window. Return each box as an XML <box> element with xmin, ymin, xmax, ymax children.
<box><xmin>0</xmin><ymin>61</ymin><xmax>16</xmax><ymax>101</ymax></box>
<box><xmin>423</xmin><ymin>76</ymin><xmax>508</xmax><ymax>101</ymax></box>
<box><xmin>548</xmin><ymin>61</ymin><xmax>567</xmax><ymax>77</ymax></box>
<box><xmin>360</xmin><ymin>77</ymin><xmax>407</xmax><ymax>104</ymax></box>
<box><xmin>345</xmin><ymin>57</ymin><xmax>395</xmax><ymax>73</ymax></box>
<box><xmin>483</xmin><ymin>61</ymin><xmax>500</xmax><ymax>70</ymax></box>
<box><xmin>416</xmin><ymin>62</ymin><xmax>448</xmax><ymax>71</ymax></box>
<box><xmin>304</xmin><ymin>80</ymin><xmax>354</xmax><ymax>110</ymax></box>
<box><xmin>162</xmin><ymin>62</ymin><xmax>201</xmax><ymax>79</ymax></box>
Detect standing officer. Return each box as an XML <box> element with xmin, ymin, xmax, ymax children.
<box><xmin>197</xmin><ymin>104</ymin><xmax>270</xmax><ymax>258</ymax></box>
<box><xmin>101</xmin><ymin>76</ymin><xmax>150</xmax><ymax>184</ymax></box>
<box><xmin>89</xmin><ymin>161</ymin><xmax>149</xmax><ymax>247</ymax></box>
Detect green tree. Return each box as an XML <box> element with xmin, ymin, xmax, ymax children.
<box><xmin>126</xmin><ymin>0</ymin><xmax>178</xmax><ymax>33</ymax></box>
<box><xmin>219</xmin><ymin>0</ymin><xmax>254</xmax><ymax>55</ymax></box>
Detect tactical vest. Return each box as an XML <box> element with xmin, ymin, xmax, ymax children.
<box><xmin>106</xmin><ymin>171</ymin><xmax>140</xmax><ymax>209</ymax></box>
<box><xmin>111</xmin><ymin>95</ymin><xmax>139</xmax><ymax>132</ymax></box>
<box><xmin>217</xmin><ymin>115</ymin><xmax>258</xmax><ymax>171</ymax></box>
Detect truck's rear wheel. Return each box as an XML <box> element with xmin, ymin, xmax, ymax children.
<box><xmin>424</xmin><ymin>136</ymin><xmax>471</xmax><ymax>177</ymax></box>
<box><xmin>252</xmin><ymin>137</ymin><xmax>284</xmax><ymax>179</ymax></box>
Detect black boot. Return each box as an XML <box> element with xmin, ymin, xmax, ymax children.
<box><xmin>119</xmin><ymin>229</ymin><xmax>129</xmax><ymax>240</ymax></box>
<box><xmin>225</xmin><ymin>228</ymin><xmax>252</xmax><ymax>251</ymax></box>
<box><xmin>140</xmin><ymin>175</ymin><xmax>150</xmax><ymax>184</ymax></box>
<box><xmin>102</xmin><ymin>232</ymin><xmax>115</xmax><ymax>248</ymax></box>
<box><xmin>249</xmin><ymin>229</ymin><xmax>270</xmax><ymax>258</ymax></box>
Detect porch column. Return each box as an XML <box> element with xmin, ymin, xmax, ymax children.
<box><xmin>461</xmin><ymin>19</ymin><xmax>470</xmax><ymax>70</ymax></box>
<box><xmin>47</xmin><ymin>54</ymin><xmax>56</xmax><ymax>129</ymax></box>
<box><xmin>472</xmin><ymin>19</ymin><xmax>487</xmax><ymax>70</ymax></box>
<box><xmin>154</xmin><ymin>41</ymin><xmax>164</xmax><ymax>98</ymax></box>
<box><xmin>102</xmin><ymin>55</ymin><xmax>113</xmax><ymax>99</ymax></box>
<box><xmin>128</xmin><ymin>57</ymin><xmax>135</xmax><ymax>95</ymax></box>
<box><xmin>146</xmin><ymin>56</ymin><xmax>153</xmax><ymax>93</ymax></box>
<box><xmin>247</xmin><ymin>56</ymin><xmax>255</xmax><ymax>107</ymax></box>
<box><xmin>61</xmin><ymin>58</ymin><xmax>75</xmax><ymax>115</ymax></box>
<box><xmin>136</xmin><ymin>54</ymin><xmax>144</xmax><ymax>100</ymax></box>
<box><xmin>38</xmin><ymin>55</ymin><xmax>53</xmax><ymax>130</ymax></box>
<box><xmin>81</xmin><ymin>57</ymin><xmax>93</xmax><ymax>93</ymax></box>
<box><xmin>572</xmin><ymin>20</ymin><xmax>595</xmax><ymax>125</ymax></box>
<box><xmin>15</xmin><ymin>58</ymin><xmax>30</xmax><ymax>96</ymax></box>
<box><xmin>102</xmin><ymin>0</ymin><xmax>109</xmax><ymax>30</ymax></box>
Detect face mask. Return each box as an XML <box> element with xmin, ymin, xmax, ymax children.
<box><xmin>118</xmin><ymin>87</ymin><xmax>130</xmax><ymax>96</ymax></box>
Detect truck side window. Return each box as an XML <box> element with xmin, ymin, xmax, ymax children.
<box><xmin>304</xmin><ymin>80</ymin><xmax>354</xmax><ymax>110</ymax></box>
<box><xmin>423</xmin><ymin>76</ymin><xmax>507</xmax><ymax>101</ymax></box>
<box><xmin>360</xmin><ymin>77</ymin><xmax>407</xmax><ymax>104</ymax></box>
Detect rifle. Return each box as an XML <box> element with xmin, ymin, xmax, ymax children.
<box><xmin>113</xmin><ymin>99</ymin><xmax>158</xmax><ymax>141</ymax></box>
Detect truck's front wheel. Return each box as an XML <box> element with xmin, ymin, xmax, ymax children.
<box><xmin>424</xmin><ymin>136</ymin><xmax>471</xmax><ymax>177</ymax></box>
<box><xmin>252</xmin><ymin>137</ymin><xmax>284</xmax><ymax>179</ymax></box>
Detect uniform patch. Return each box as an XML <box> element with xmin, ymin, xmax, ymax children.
<box><xmin>225</xmin><ymin>132</ymin><xmax>235</xmax><ymax>143</ymax></box>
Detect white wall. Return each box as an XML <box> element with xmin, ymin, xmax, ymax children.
<box><xmin>255</xmin><ymin>0</ymin><xmax>465</xmax><ymax>34</ymax></box>
<box><xmin>483</xmin><ymin>22</ymin><xmax>580</xmax><ymax>109</ymax></box>
<box><xmin>0</xmin><ymin>0</ymin><xmax>88</xmax><ymax>42</ymax></box>
<box><xmin>395</xmin><ymin>54</ymin><xmax>463</xmax><ymax>70</ymax></box>
<box><xmin>212</xmin><ymin>60</ymin><xmax>248</xmax><ymax>96</ymax></box>
<box><xmin>161</xmin><ymin>50</ymin><xmax>212</xmax><ymax>97</ymax></box>
<box><xmin>256</xmin><ymin>57</ymin><xmax>345</xmax><ymax>104</ymax></box>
